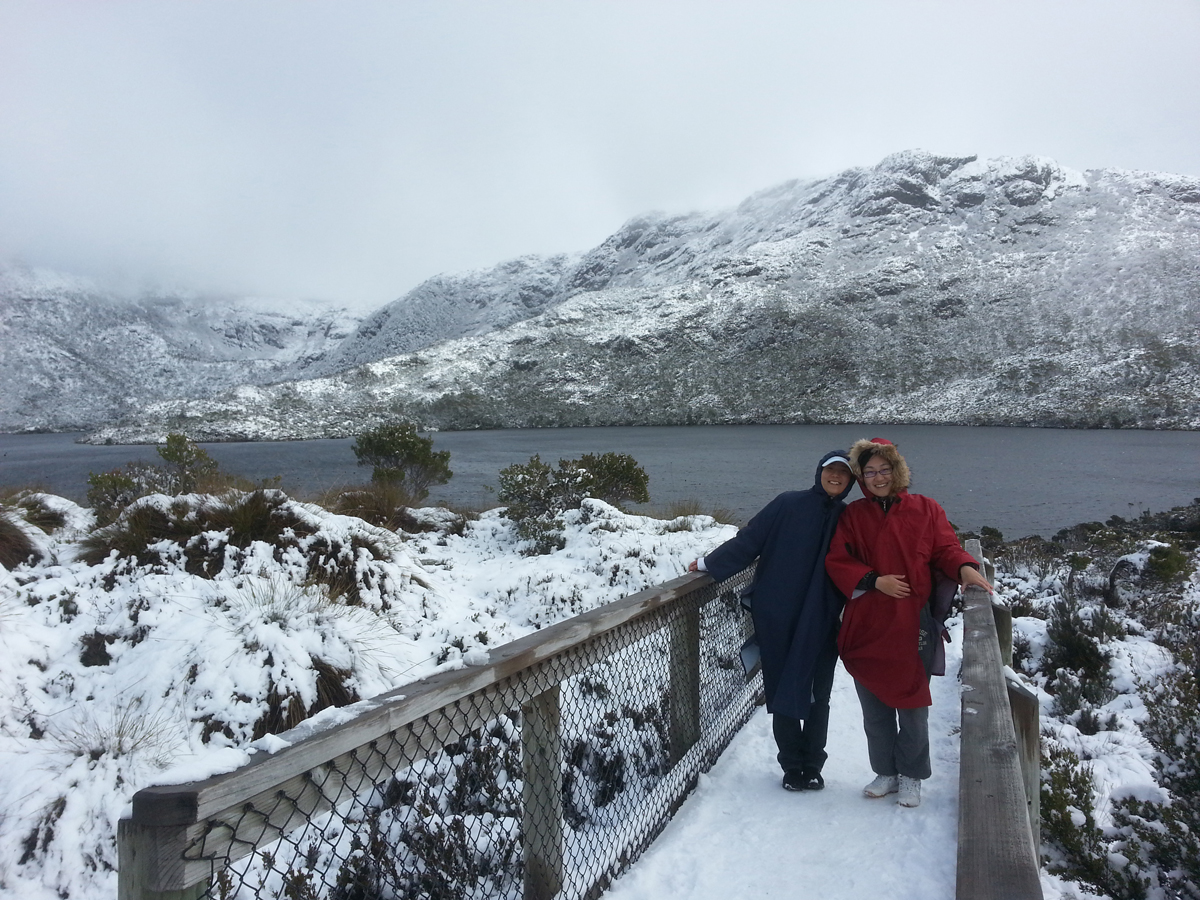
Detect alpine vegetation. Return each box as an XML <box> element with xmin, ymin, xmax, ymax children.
<box><xmin>987</xmin><ymin>500</ymin><xmax>1200</xmax><ymax>899</ymax></box>
<box><xmin>0</xmin><ymin>467</ymin><xmax>730</xmax><ymax>900</ymax></box>
<box><xmin>82</xmin><ymin>150</ymin><xmax>1200</xmax><ymax>443</ymax></box>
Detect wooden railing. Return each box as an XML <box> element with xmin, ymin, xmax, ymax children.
<box><xmin>118</xmin><ymin>538</ymin><xmax>1044</xmax><ymax>900</ymax></box>
<box><xmin>957</xmin><ymin>538</ymin><xmax>1043</xmax><ymax>900</ymax></box>
<box><xmin>118</xmin><ymin>568</ymin><xmax>760</xmax><ymax>900</ymax></box>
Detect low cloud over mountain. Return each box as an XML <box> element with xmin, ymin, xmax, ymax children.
<box><xmin>6</xmin><ymin>150</ymin><xmax>1197</xmax><ymax>440</ymax></box>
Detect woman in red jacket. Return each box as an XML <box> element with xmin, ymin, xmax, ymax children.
<box><xmin>825</xmin><ymin>438</ymin><xmax>992</xmax><ymax>808</ymax></box>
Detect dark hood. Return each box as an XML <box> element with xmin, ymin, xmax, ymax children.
<box><xmin>813</xmin><ymin>449</ymin><xmax>855</xmax><ymax>501</ymax></box>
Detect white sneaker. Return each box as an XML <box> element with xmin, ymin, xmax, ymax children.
<box><xmin>897</xmin><ymin>775</ymin><xmax>922</xmax><ymax>807</ymax></box>
<box><xmin>862</xmin><ymin>774</ymin><xmax>899</xmax><ymax>798</ymax></box>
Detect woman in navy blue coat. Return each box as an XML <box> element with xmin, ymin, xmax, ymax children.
<box><xmin>689</xmin><ymin>450</ymin><xmax>855</xmax><ymax>790</ymax></box>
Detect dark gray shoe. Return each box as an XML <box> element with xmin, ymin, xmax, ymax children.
<box><xmin>782</xmin><ymin>770</ymin><xmax>806</xmax><ymax>791</ymax></box>
<box><xmin>799</xmin><ymin>770</ymin><xmax>825</xmax><ymax>791</ymax></box>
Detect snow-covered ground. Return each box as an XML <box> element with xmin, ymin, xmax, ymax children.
<box><xmin>0</xmin><ymin>493</ymin><xmax>734</xmax><ymax>900</ymax></box>
<box><xmin>604</xmin><ymin>629</ymin><xmax>965</xmax><ymax>900</ymax></box>
<box><xmin>0</xmin><ymin>490</ymin><xmax>1185</xmax><ymax>900</ymax></box>
<box><xmin>602</xmin><ymin>616</ymin><xmax>1084</xmax><ymax>900</ymax></box>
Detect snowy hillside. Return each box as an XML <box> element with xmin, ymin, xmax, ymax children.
<box><xmin>0</xmin><ymin>266</ymin><xmax>360</xmax><ymax>433</ymax></box>
<box><xmin>0</xmin><ymin>491</ymin><xmax>730</xmax><ymax>900</ymax></box>
<box><xmin>85</xmin><ymin>151</ymin><xmax>1200</xmax><ymax>442</ymax></box>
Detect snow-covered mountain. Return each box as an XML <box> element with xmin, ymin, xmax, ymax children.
<box><xmin>9</xmin><ymin>149</ymin><xmax>1200</xmax><ymax>440</ymax></box>
<box><xmin>85</xmin><ymin>151</ymin><xmax>1200</xmax><ymax>441</ymax></box>
<box><xmin>0</xmin><ymin>267</ymin><xmax>362</xmax><ymax>433</ymax></box>
<box><xmin>301</xmin><ymin>253</ymin><xmax>581</xmax><ymax>377</ymax></box>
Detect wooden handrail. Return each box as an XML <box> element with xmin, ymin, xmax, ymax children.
<box><xmin>118</xmin><ymin>569</ymin><xmax>758</xmax><ymax>899</ymax></box>
<box><xmin>956</xmin><ymin>538</ymin><xmax>1043</xmax><ymax>900</ymax></box>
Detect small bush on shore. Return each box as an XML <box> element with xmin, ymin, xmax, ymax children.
<box><xmin>497</xmin><ymin>452</ymin><xmax>650</xmax><ymax>555</ymax></box>
<box><xmin>351</xmin><ymin>422</ymin><xmax>452</xmax><ymax>502</ymax></box>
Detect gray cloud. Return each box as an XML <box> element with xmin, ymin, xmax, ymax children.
<box><xmin>1</xmin><ymin>0</ymin><xmax>1198</xmax><ymax>310</ymax></box>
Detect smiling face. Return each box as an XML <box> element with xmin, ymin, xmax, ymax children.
<box><xmin>860</xmin><ymin>453</ymin><xmax>895</xmax><ymax>498</ymax></box>
<box><xmin>820</xmin><ymin>461</ymin><xmax>852</xmax><ymax>498</ymax></box>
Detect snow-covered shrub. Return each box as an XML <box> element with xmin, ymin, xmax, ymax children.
<box><xmin>498</xmin><ymin>453</ymin><xmax>650</xmax><ymax>555</ymax></box>
<box><xmin>1112</xmin><ymin>610</ymin><xmax>1200</xmax><ymax>899</ymax></box>
<box><xmin>1043</xmin><ymin>595</ymin><xmax>1121</xmax><ymax>715</ymax></box>
<box><xmin>1041</xmin><ymin>739</ymin><xmax>1149</xmax><ymax>899</ymax></box>
<box><xmin>991</xmin><ymin>500</ymin><xmax>1200</xmax><ymax>899</ymax></box>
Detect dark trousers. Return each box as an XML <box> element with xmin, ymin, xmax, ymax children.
<box><xmin>853</xmin><ymin>679</ymin><xmax>932</xmax><ymax>780</ymax></box>
<box><xmin>773</xmin><ymin>632</ymin><xmax>839</xmax><ymax>774</ymax></box>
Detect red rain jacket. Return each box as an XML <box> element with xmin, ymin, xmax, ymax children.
<box><xmin>825</xmin><ymin>490</ymin><xmax>976</xmax><ymax>708</ymax></box>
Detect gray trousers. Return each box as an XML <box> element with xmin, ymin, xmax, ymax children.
<box><xmin>854</xmin><ymin>679</ymin><xmax>932</xmax><ymax>780</ymax></box>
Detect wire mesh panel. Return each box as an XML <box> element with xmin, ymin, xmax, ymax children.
<box><xmin>123</xmin><ymin>569</ymin><xmax>760</xmax><ymax>900</ymax></box>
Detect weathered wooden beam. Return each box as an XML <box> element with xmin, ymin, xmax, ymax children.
<box><xmin>992</xmin><ymin>602</ymin><xmax>1014</xmax><ymax>668</ymax></box>
<box><xmin>1007</xmin><ymin>674</ymin><xmax>1041</xmax><ymax>856</ymax></box>
<box><xmin>956</xmin><ymin>538</ymin><xmax>1043</xmax><ymax>900</ymax></box>
<box><xmin>668</xmin><ymin>600</ymin><xmax>701</xmax><ymax>764</ymax></box>
<box><xmin>521</xmin><ymin>686</ymin><xmax>563</xmax><ymax>900</ymax></box>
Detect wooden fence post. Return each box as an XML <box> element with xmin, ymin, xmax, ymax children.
<box><xmin>992</xmin><ymin>603</ymin><xmax>1013</xmax><ymax>668</ymax></box>
<box><xmin>522</xmin><ymin>685</ymin><xmax>563</xmax><ymax>900</ymax></box>
<box><xmin>668</xmin><ymin>600</ymin><xmax>701</xmax><ymax>764</ymax></box>
<box><xmin>117</xmin><ymin>819</ymin><xmax>208</xmax><ymax>900</ymax></box>
<box><xmin>1007</xmin><ymin>675</ymin><xmax>1042</xmax><ymax>856</ymax></box>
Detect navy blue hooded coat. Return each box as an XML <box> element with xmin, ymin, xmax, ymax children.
<box><xmin>703</xmin><ymin>450</ymin><xmax>853</xmax><ymax>721</ymax></box>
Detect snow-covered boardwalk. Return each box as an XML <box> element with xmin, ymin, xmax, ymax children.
<box><xmin>602</xmin><ymin>619</ymin><xmax>965</xmax><ymax>900</ymax></box>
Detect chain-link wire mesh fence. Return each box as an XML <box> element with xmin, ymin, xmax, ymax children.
<box><xmin>119</xmin><ymin>568</ymin><xmax>760</xmax><ymax>900</ymax></box>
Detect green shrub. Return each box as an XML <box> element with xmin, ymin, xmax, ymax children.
<box><xmin>575</xmin><ymin>452</ymin><xmax>650</xmax><ymax>509</ymax></box>
<box><xmin>156</xmin><ymin>432</ymin><xmax>219</xmax><ymax>493</ymax></box>
<box><xmin>351</xmin><ymin>422</ymin><xmax>452</xmax><ymax>501</ymax></box>
<box><xmin>1145</xmin><ymin>542</ymin><xmax>1190</xmax><ymax>584</ymax></box>
<box><xmin>1041</xmin><ymin>741</ymin><xmax>1148</xmax><ymax>899</ymax></box>
<box><xmin>1044</xmin><ymin>597</ymin><xmax>1119</xmax><ymax>714</ymax></box>
<box><xmin>1114</xmin><ymin>657</ymin><xmax>1200</xmax><ymax>899</ymax></box>
<box><xmin>86</xmin><ymin>435</ymin><xmax>228</xmax><ymax>524</ymax></box>
<box><xmin>496</xmin><ymin>452</ymin><xmax>650</xmax><ymax>555</ymax></box>
<box><xmin>0</xmin><ymin>508</ymin><xmax>40</xmax><ymax>569</ymax></box>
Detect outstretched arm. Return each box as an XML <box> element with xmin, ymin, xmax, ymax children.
<box><xmin>959</xmin><ymin>564</ymin><xmax>994</xmax><ymax>594</ymax></box>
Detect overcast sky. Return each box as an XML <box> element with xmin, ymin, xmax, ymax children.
<box><xmin>2</xmin><ymin>1</ymin><xmax>1199</xmax><ymax>311</ymax></box>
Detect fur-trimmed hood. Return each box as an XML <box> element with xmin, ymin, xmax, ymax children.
<box><xmin>848</xmin><ymin>437</ymin><xmax>911</xmax><ymax>495</ymax></box>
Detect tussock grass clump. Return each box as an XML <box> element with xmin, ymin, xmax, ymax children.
<box><xmin>49</xmin><ymin>698</ymin><xmax>182</xmax><ymax>766</ymax></box>
<box><xmin>82</xmin><ymin>490</ymin><xmax>317</xmax><ymax>574</ymax></box>
<box><xmin>2</xmin><ymin>492</ymin><xmax>68</xmax><ymax>533</ymax></box>
<box><xmin>80</xmin><ymin>499</ymin><xmax>203</xmax><ymax>567</ymax></box>
<box><xmin>205</xmin><ymin>489</ymin><xmax>314</xmax><ymax>548</ymax></box>
<box><xmin>0</xmin><ymin>507</ymin><xmax>42</xmax><ymax>569</ymax></box>
<box><xmin>324</xmin><ymin>481</ymin><xmax>422</xmax><ymax>531</ymax></box>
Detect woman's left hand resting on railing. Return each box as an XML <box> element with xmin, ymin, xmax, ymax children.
<box><xmin>959</xmin><ymin>564</ymin><xmax>994</xmax><ymax>594</ymax></box>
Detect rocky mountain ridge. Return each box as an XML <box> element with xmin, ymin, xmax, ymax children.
<box><xmin>7</xmin><ymin>149</ymin><xmax>1199</xmax><ymax>440</ymax></box>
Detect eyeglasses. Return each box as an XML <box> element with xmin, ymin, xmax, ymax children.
<box><xmin>862</xmin><ymin>467</ymin><xmax>893</xmax><ymax>480</ymax></box>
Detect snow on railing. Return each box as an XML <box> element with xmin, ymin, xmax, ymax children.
<box><xmin>117</xmin><ymin>567</ymin><xmax>761</xmax><ymax>900</ymax></box>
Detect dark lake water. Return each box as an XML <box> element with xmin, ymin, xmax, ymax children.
<box><xmin>2</xmin><ymin>425</ymin><xmax>1199</xmax><ymax>539</ymax></box>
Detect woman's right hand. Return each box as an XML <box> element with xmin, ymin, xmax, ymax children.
<box><xmin>875</xmin><ymin>574</ymin><xmax>911</xmax><ymax>598</ymax></box>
